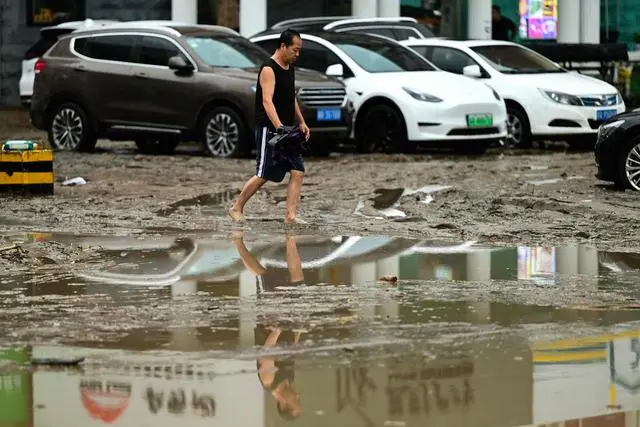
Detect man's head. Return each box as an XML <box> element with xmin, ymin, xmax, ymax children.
<box><xmin>492</xmin><ymin>5</ymin><xmax>501</xmax><ymax>22</ymax></box>
<box><xmin>275</xmin><ymin>381</ymin><xmax>302</xmax><ymax>420</ymax></box>
<box><xmin>276</xmin><ymin>29</ymin><xmax>302</xmax><ymax>65</ymax></box>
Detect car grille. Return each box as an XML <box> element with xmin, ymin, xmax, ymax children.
<box><xmin>297</xmin><ymin>87</ymin><xmax>346</xmax><ymax>107</ymax></box>
<box><xmin>579</xmin><ymin>94</ymin><xmax>618</xmax><ymax>107</ymax></box>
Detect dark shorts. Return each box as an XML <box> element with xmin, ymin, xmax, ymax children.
<box><xmin>255</xmin><ymin>126</ymin><xmax>305</xmax><ymax>183</ymax></box>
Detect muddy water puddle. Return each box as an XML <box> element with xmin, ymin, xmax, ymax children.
<box><xmin>2</xmin><ymin>232</ymin><xmax>640</xmax><ymax>426</ymax></box>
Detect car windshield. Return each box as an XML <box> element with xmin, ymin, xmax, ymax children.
<box><xmin>470</xmin><ymin>44</ymin><xmax>565</xmax><ymax>74</ymax></box>
<box><xmin>185</xmin><ymin>35</ymin><xmax>268</xmax><ymax>68</ymax></box>
<box><xmin>335</xmin><ymin>39</ymin><xmax>436</xmax><ymax>73</ymax></box>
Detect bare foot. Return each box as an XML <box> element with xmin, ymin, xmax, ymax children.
<box><xmin>285</xmin><ymin>217</ymin><xmax>308</xmax><ymax>224</ymax></box>
<box><xmin>228</xmin><ymin>207</ymin><xmax>246</xmax><ymax>222</ymax></box>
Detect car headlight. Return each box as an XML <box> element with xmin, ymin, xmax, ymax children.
<box><xmin>601</xmin><ymin>119</ymin><xmax>625</xmax><ymax>130</ymax></box>
<box><xmin>539</xmin><ymin>89</ymin><xmax>582</xmax><ymax>106</ymax></box>
<box><xmin>403</xmin><ymin>86</ymin><xmax>442</xmax><ymax>103</ymax></box>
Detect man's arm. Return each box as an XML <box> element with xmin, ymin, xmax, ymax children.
<box><xmin>294</xmin><ymin>99</ymin><xmax>305</xmax><ymax>125</ymax></box>
<box><xmin>260</xmin><ymin>66</ymin><xmax>283</xmax><ymax>129</ymax></box>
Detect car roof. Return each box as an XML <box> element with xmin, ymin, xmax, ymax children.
<box><xmin>40</xmin><ymin>18</ymin><xmax>119</xmax><ymax>31</ymax></box>
<box><xmin>271</xmin><ymin>16</ymin><xmax>350</xmax><ymax>29</ymax></box>
<box><xmin>323</xmin><ymin>16</ymin><xmax>418</xmax><ymax>30</ymax></box>
<box><xmin>252</xmin><ymin>30</ymin><xmax>401</xmax><ymax>45</ymax></box>
<box><xmin>71</xmin><ymin>20</ymin><xmax>240</xmax><ymax>37</ymax></box>
<box><xmin>401</xmin><ymin>38</ymin><xmax>518</xmax><ymax>48</ymax></box>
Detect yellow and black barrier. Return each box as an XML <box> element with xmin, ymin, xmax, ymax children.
<box><xmin>0</xmin><ymin>148</ymin><xmax>54</xmax><ymax>195</ymax></box>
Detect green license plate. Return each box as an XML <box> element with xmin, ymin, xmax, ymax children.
<box><xmin>466</xmin><ymin>114</ymin><xmax>493</xmax><ymax>127</ymax></box>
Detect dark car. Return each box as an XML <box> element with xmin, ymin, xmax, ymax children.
<box><xmin>30</xmin><ymin>21</ymin><xmax>351</xmax><ymax>157</ymax></box>
<box><xmin>251</xmin><ymin>16</ymin><xmax>435</xmax><ymax>41</ymax></box>
<box><xmin>594</xmin><ymin>110</ymin><xmax>640</xmax><ymax>191</ymax></box>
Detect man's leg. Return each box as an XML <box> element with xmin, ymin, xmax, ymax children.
<box><xmin>229</xmin><ymin>126</ymin><xmax>270</xmax><ymax>221</ymax></box>
<box><xmin>284</xmin><ymin>170</ymin><xmax>304</xmax><ymax>223</ymax></box>
<box><xmin>229</xmin><ymin>176</ymin><xmax>266</xmax><ymax>221</ymax></box>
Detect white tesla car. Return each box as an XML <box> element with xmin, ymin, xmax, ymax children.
<box><xmin>401</xmin><ymin>38</ymin><xmax>626</xmax><ymax>149</ymax></box>
<box><xmin>250</xmin><ymin>31</ymin><xmax>507</xmax><ymax>154</ymax></box>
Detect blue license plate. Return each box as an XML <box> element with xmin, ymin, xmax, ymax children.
<box><xmin>596</xmin><ymin>109</ymin><xmax>617</xmax><ymax>120</ymax></box>
<box><xmin>317</xmin><ymin>107</ymin><xmax>341</xmax><ymax>122</ymax></box>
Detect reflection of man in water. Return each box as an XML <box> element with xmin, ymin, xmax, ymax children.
<box><xmin>230</xmin><ymin>231</ymin><xmax>304</xmax><ymax>293</ymax></box>
<box><xmin>230</xmin><ymin>232</ymin><xmax>304</xmax><ymax>419</ymax></box>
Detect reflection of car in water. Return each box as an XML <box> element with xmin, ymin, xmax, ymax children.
<box><xmin>70</xmin><ymin>235</ymin><xmax>481</xmax><ymax>287</ymax></box>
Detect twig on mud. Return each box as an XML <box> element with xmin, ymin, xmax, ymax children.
<box><xmin>0</xmin><ymin>245</ymin><xmax>20</xmax><ymax>253</ymax></box>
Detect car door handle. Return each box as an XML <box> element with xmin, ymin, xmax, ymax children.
<box><xmin>134</xmin><ymin>72</ymin><xmax>148</xmax><ymax>79</ymax></box>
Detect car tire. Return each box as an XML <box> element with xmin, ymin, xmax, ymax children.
<box><xmin>135</xmin><ymin>139</ymin><xmax>178</xmax><ymax>155</ymax></box>
<box><xmin>617</xmin><ymin>136</ymin><xmax>640</xmax><ymax>191</ymax></box>
<box><xmin>506</xmin><ymin>105</ymin><xmax>532</xmax><ymax>149</ymax></box>
<box><xmin>201</xmin><ymin>107</ymin><xmax>247</xmax><ymax>158</ymax></box>
<box><xmin>356</xmin><ymin>104</ymin><xmax>410</xmax><ymax>154</ymax></box>
<box><xmin>47</xmin><ymin>102</ymin><xmax>97</xmax><ymax>152</ymax></box>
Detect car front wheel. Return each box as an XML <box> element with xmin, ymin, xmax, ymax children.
<box><xmin>506</xmin><ymin>106</ymin><xmax>531</xmax><ymax>149</ymax></box>
<box><xmin>618</xmin><ymin>136</ymin><xmax>640</xmax><ymax>191</ymax></box>
<box><xmin>201</xmin><ymin>107</ymin><xmax>247</xmax><ymax>158</ymax></box>
<box><xmin>356</xmin><ymin>104</ymin><xmax>409</xmax><ymax>154</ymax></box>
<box><xmin>47</xmin><ymin>102</ymin><xmax>96</xmax><ymax>152</ymax></box>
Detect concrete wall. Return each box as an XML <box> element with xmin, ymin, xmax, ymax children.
<box><xmin>0</xmin><ymin>0</ymin><xmax>40</xmax><ymax>107</ymax></box>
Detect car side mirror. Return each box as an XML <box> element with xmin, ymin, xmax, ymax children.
<box><xmin>326</xmin><ymin>63</ymin><xmax>344</xmax><ymax>77</ymax></box>
<box><xmin>168</xmin><ymin>55</ymin><xmax>193</xmax><ymax>72</ymax></box>
<box><xmin>462</xmin><ymin>64</ymin><xmax>482</xmax><ymax>78</ymax></box>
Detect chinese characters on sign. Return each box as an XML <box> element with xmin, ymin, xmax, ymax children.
<box><xmin>336</xmin><ymin>360</ymin><xmax>475</xmax><ymax>422</ymax></box>
<box><xmin>145</xmin><ymin>387</ymin><xmax>216</xmax><ymax>417</ymax></box>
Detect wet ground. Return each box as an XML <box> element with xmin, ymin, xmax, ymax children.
<box><xmin>2</xmin><ymin>111</ymin><xmax>640</xmax><ymax>426</ymax></box>
<box><xmin>1</xmin><ymin>139</ymin><xmax>639</xmax><ymax>253</ymax></box>
<box><xmin>2</xmin><ymin>231</ymin><xmax>640</xmax><ymax>426</ymax></box>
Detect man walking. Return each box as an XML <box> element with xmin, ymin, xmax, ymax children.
<box><xmin>228</xmin><ymin>29</ymin><xmax>310</xmax><ymax>224</ymax></box>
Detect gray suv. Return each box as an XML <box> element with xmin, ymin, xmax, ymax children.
<box><xmin>30</xmin><ymin>21</ymin><xmax>351</xmax><ymax>157</ymax></box>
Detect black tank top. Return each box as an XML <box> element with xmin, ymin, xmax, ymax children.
<box><xmin>255</xmin><ymin>57</ymin><xmax>296</xmax><ymax>130</ymax></box>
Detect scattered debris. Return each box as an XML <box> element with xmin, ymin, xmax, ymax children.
<box><xmin>62</xmin><ymin>177</ymin><xmax>87</xmax><ymax>186</ymax></box>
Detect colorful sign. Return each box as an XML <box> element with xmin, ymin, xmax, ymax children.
<box><xmin>519</xmin><ymin>0</ymin><xmax>558</xmax><ymax>40</ymax></box>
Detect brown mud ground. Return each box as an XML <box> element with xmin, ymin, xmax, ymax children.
<box><xmin>1</xmin><ymin>109</ymin><xmax>639</xmax><ymax>257</ymax></box>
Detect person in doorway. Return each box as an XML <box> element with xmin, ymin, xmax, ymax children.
<box><xmin>491</xmin><ymin>5</ymin><xmax>517</xmax><ymax>41</ymax></box>
<box><xmin>228</xmin><ymin>29</ymin><xmax>311</xmax><ymax>224</ymax></box>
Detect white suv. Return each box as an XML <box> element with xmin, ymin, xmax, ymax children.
<box><xmin>19</xmin><ymin>19</ymin><xmax>116</xmax><ymax>108</ymax></box>
<box><xmin>251</xmin><ymin>31</ymin><xmax>507</xmax><ymax>154</ymax></box>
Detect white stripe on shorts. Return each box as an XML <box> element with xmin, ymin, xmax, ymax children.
<box><xmin>257</xmin><ymin>127</ymin><xmax>268</xmax><ymax>177</ymax></box>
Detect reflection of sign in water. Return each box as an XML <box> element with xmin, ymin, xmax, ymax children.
<box><xmin>80</xmin><ymin>379</ymin><xmax>131</xmax><ymax>423</ymax></box>
<box><xmin>387</xmin><ymin>360</ymin><xmax>474</xmax><ymax>417</ymax></box>
<box><xmin>336</xmin><ymin>367</ymin><xmax>377</xmax><ymax>427</ymax></box>
<box><xmin>145</xmin><ymin>387</ymin><xmax>215</xmax><ymax>417</ymax></box>
<box><xmin>0</xmin><ymin>348</ymin><xmax>31</xmax><ymax>425</ymax></box>
<box><xmin>611</xmin><ymin>337</ymin><xmax>640</xmax><ymax>393</ymax></box>
<box><xmin>517</xmin><ymin>247</ymin><xmax>556</xmax><ymax>285</ymax></box>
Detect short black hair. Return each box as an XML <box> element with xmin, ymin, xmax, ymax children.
<box><xmin>492</xmin><ymin>5</ymin><xmax>501</xmax><ymax>12</ymax></box>
<box><xmin>278</xmin><ymin>29</ymin><xmax>301</xmax><ymax>48</ymax></box>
